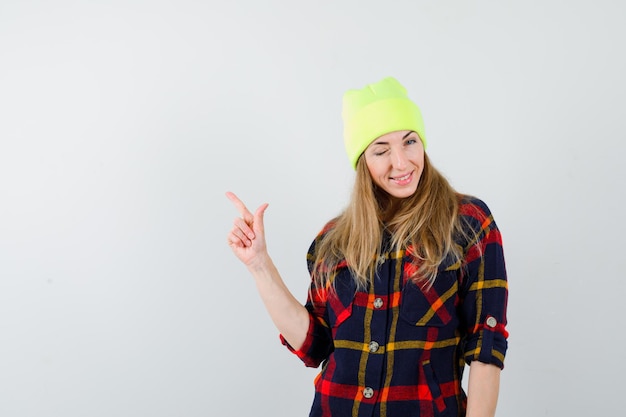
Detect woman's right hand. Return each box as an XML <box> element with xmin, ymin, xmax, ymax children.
<box><xmin>225</xmin><ymin>192</ymin><xmax>310</xmax><ymax>350</ymax></box>
<box><xmin>225</xmin><ymin>191</ymin><xmax>270</xmax><ymax>268</ymax></box>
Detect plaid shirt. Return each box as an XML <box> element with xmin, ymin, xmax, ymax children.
<box><xmin>281</xmin><ymin>197</ymin><xmax>508</xmax><ymax>417</ymax></box>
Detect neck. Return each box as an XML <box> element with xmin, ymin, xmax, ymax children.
<box><xmin>379</xmin><ymin>196</ymin><xmax>403</xmax><ymax>225</ymax></box>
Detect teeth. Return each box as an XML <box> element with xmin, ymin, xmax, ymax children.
<box><xmin>394</xmin><ymin>173</ymin><xmax>411</xmax><ymax>181</ymax></box>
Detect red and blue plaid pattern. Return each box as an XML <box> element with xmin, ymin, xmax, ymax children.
<box><xmin>281</xmin><ymin>197</ymin><xmax>508</xmax><ymax>417</ymax></box>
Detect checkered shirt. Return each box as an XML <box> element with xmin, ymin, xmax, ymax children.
<box><xmin>281</xmin><ymin>197</ymin><xmax>509</xmax><ymax>417</ymax></box>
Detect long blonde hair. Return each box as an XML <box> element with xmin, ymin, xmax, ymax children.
<box><xmin>311</xmin><ymin>153</ymin><xmax>469</xmax><ymax>291</ymax></box>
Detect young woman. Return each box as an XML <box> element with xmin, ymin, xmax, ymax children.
<box><xmin>226</xmin><ymin>76</ymin><xmax>508</xmax><ymax>417</ymax></box>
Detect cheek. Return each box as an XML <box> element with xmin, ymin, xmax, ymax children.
<box><xmin>365</xmin><ymin>158</ymin><xmax>380</xmax><ymax>178</ymax></box>
<box><xmin>411</xmin><ymin>152</ymin><xmax>425</xmax><ymax>168</ymax></box>
<box><xmin>413</xmin><ymin>148</ymin><xmax>425</xmax><ymax>162</ymax></box>
<box><xmin>365</xmin><ymin>163</ymin><xmax>387</xmax><ymax>188</ymax></box>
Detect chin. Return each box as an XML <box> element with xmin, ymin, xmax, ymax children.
<box><xmin>388</xmin><ymin>187</ymin><xmax>418</xmax><ymax>199</ymax></box>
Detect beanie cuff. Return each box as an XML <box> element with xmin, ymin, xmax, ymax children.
<box><xmin>344</xmin><ymin>98</ymin><xmax>427</xmax><ymax>169</ymax></box>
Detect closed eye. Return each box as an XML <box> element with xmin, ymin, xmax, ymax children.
<box><xmin>369</xmin><ymin>146</ymin><xmax>389</xmax><ymax>156</ymax></box>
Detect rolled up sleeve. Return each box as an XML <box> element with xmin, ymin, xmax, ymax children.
<box><xmin>280</xmin><ymin>302</ymin><xmax>333</xmax><ymax>368</ymax></box>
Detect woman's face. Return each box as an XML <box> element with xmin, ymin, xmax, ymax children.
<box><xmin>363</xmin><ymin>130</ymin><xmax>425</xmax><ymax>199</ymax></box>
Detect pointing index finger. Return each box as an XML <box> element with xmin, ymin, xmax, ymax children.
<box><xmin>225</xmin><ymin>191</ymin><xmax>253</xmax><ymax>222</ymax></box>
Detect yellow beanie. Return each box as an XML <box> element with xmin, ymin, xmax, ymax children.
<box><xmin>342</xmin><ymin>76</ymin><xmax>427</xmax><ymax>169</ymax></box>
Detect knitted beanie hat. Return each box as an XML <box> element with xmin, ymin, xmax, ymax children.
<box><xmin>342</xmin><ymin>76</ymin><xmax>427</xmax><ymax>169</ymax></box>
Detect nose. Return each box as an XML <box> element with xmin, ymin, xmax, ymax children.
<box><xmin>390</xmin><ymin>147</ymin><xmax>408</xmax><ymax>170</ymax></box>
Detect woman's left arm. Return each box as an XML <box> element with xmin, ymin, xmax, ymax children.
<box><xmin>466</xmin><ymin>361</ymin><xmax>501</xmax><ymax>417</ymax></box>
<box><xmin>459</xmin><ymin>198</ymin><xmax>509</xmax><ymax>417</ymax></box>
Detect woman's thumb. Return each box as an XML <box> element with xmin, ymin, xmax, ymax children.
<box><xmin>253</xmin><ymin>203</ymin><xmax>269</xmax><ymax>233</ymax></box>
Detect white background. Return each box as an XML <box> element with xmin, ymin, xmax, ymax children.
<box><xmin>1</xmin><ymin>1</ymin><xmax>624</xmax><ymax>416</ymax></box>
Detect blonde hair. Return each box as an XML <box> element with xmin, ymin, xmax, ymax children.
<box><xmin>311</xmin><ymin>153</ymin><xmax>470</xmax><ymax>291</ymax></box>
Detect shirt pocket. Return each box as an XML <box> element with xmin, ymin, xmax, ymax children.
<box><xmin>327</xmin><ymin>272</ymin><xmax>356</xmax><ymax>329</ymax></box>
<box><xmin>400</xmin><ymin>270</ymin><xmax>458</xmax><ymax>327</ymax></box>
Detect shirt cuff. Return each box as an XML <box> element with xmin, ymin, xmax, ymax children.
<box><xmin>279</xmin><ymin>314</ymin><xmax>321</xmax><ymax>367</ymax></box>
<box><xmin>464</xmin><ymin>315</ymin><xmax>508</xmax><ymax>369</ymax></box>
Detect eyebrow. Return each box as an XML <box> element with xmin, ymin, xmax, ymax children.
<box><xmin>371</xmin><ymin>131</ymin><xmax>416</xmax><ymax>146</ymax></box>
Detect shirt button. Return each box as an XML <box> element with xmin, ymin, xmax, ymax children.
<box><xmin>363</xmin><ymin>387</ymin><xmax>374</xmax><ymax>399</ymax></box>
<box><xmin>368</xmin><ymin>341</ymin><xmax>380</xmax><ymax>353</ymax></box>
<box><xmin>373</xmin><ymin>298</ymin><xmax>383</xmax><ymax>309</ymax></box>
<box><xmin>486</xmin><ymin>317</ymin><xmax>498</xmax><ymax>328</ymax></box>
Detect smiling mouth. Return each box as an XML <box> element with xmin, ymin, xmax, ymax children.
<box><xmin>391</xmin><ymin>172</ymin><xmax>412</xmax><ymax>181</ymax></box>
